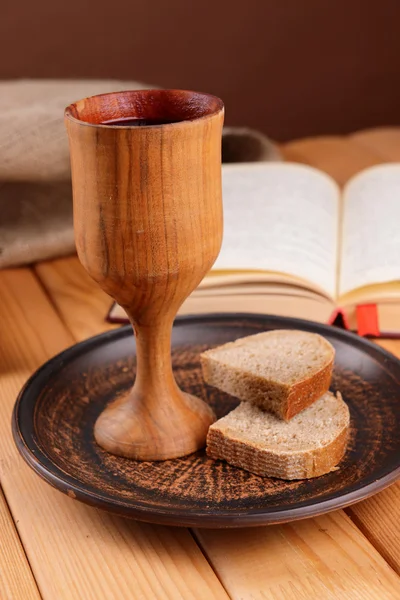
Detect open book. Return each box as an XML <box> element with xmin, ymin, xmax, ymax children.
<box><xmin>109</xmin><ymin>162</ymin><xmax>400</xmax><ymax>336</ymax></box>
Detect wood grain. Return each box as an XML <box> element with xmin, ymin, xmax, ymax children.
<box><xmin>65</xmin><ymin>89</ymin><xmax>224</xmax><ymax>460</ymax></box>
<box><xmin>0</xmin><ymin>268</ymin><xmax>228</xmax><ymax>600</ymax></box>
<box><xmin>348</xmin><ymin>483</ymin><xmax>400</xmax><ymax>577</ymax></box>
<box><xmin>0</xmin><ymin>487</ymin><xmax>41</xmax><ymax>600</ymax></box>
<box><xmin>34</xmin><ymin>256</ymin><xmax>116</xmax><ymax>340</ymax></box>
<box><xmin>195</xmin><ymin>512</ymin><xmax>400</xmax><ymax>599</ymax></box>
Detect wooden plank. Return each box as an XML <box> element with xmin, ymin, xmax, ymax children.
<box><xmin>0</xmin><ymin>487</ymin><xmax>41</xmax><ymax>600</ymax></box>
<box><xmin>350</xmin><ymin>127</ymin><xmax>400</xmax><ymax>161</ymax></box>
<box><xmin>348</xmin><ymin>483</ymin><xmax>400</xmax><ymax>578</ymax></box>
<box><xmin>0</xmin><ymin>268</ymin><xmax>228</xmax><ymax>600</ymax></box>
<box><xmin>280</xmin><ymin>135</ymin><xmax>383</xmax><ymax>186</ymax></box>
<box><xmin>344</xmin><ymin>338</ymin><xmax>400</xmax><ymax>576</ymax></box>
<box><xmin>195</xmin><ymin>512</ymin><xmax>400</xmax><ymax>600</ymax></box>
<box><xmin>35</xmin><ymin>256</ymin><xmax>116</xmax><ymax>340</ymax></box>
<box><xmin>35</xmin><ymin>258</ymin><xmax>400</xmax><ymax>597</ymax></box>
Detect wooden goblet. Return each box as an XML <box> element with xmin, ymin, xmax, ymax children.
<box><xmin>65</xmin><ymin>90</ymin><xmax>224</xmax><ymax>460</ymax></box>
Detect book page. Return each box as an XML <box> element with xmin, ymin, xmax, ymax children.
<box><xmin>213</xmin><ymin>163</ymin><xmax>340</xmax><ymax>298</ymax></box>
<box><xmin>339</xmin><ymin>164</ymin><xmax>400</xmax><ymax>297</ymax></box>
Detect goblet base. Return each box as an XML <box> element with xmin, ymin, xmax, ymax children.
<box><xmin>94</xmin><ymin>387</ymin><xmax>216</xmax><ymax>460</ymax></box>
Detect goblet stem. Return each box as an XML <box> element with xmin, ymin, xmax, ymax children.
<box><xmin>94</xmin><ymin>318</ymin><xmax>216</xmax><ymax>460</ymax></box>
<box><xmin>132</xmin><ymin>320</ymin><xmax>177</xmax><ymax>396</ymax></box>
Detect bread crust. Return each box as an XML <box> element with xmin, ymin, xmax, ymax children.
<box><xmin>201</xmin><ymin>332</ymin><xmax>334</xmax><ymax>421</ymax></box>
<box><xmin>284</xmin><ymin>359</ymin><xmax>334</xmax><ymax>420</ymax></box>
<box><xmin>206</xmin><ymin>418</ymin><xmax>349</xmax><ymax>480</ymax></box>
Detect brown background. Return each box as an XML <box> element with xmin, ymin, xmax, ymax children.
<box><xmin>2</xmin><ymin>0</ymin><xmax>400</xmax><ymax>140</ymax></box>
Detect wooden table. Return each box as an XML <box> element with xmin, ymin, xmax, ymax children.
<box><xmin>2</xmin><ymin>127</ymin><xmax>400</xmax><ymax>600</ymax></box>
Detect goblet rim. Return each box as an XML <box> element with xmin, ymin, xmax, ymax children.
<box><xmin>64</xmin><ymin>88</ymin><xmax>224</xmax><ymax>130</ymax></box>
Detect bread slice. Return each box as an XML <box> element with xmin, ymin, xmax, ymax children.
<box><xmin>207</xmin><ymin>392</ymin><xmax>349</xmax><ymax>479</ymax></box>
<box><xmin>201</xmin><ymin>329</ymin><xmax>334</xmax><ymax>420</ymax></box>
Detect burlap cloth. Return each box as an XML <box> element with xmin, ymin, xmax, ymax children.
<box><xmin>0</xmin><ymin>80</ymin><xmax>281</xmax><ymax>268</ymax></box>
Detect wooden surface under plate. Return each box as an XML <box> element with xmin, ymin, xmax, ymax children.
<box><xmin>3</xmin><ymin>127</ymin><xmax>400</xmax><ymax>598</ymax></box>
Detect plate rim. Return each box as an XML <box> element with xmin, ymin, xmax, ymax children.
<box><xmin>12</xmin><ymin>313</ymin><xmax>400</xmax><ymax>528</ymax></box>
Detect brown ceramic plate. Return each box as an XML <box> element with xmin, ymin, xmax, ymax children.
<box><xmin>12</xmin><ymin>314</ymin><xmax>400</xmax><ymax>528</ymax></box>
